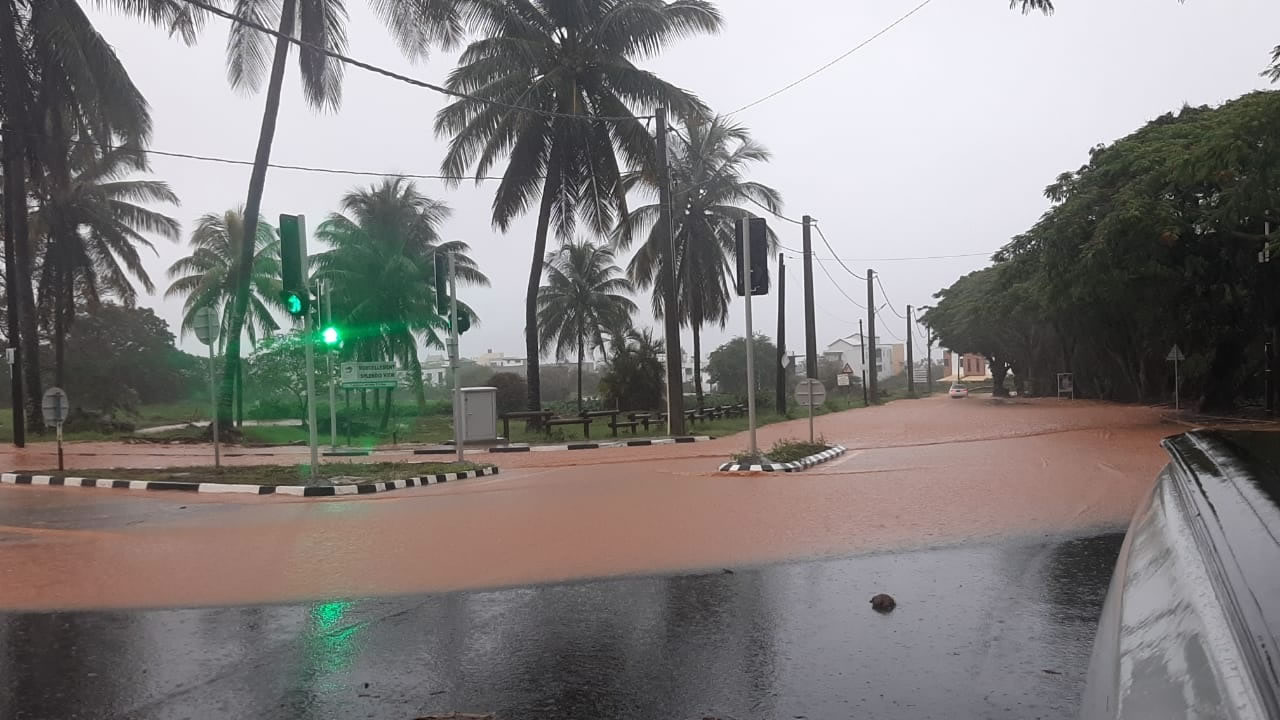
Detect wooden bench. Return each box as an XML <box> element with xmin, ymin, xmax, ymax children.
<box><xmin>500</xmin><ymin>410</ymin><xmax>553</xmax><ymax>441</ymax></box>
<box><xmin>546</xmin><ymin>416</ymin><xmax>592</xmax><ymax>439</ymax></box>
<box><xmin>581</xmin><ymin>409</ymin><xmax>638</xmax><ymax>437</ymax></box>
<box><xmin>628</xmin><ymin>412</ymin><xmax>657</xmax><ymax>431</ymax></box>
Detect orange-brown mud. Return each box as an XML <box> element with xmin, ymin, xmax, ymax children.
<box><xmin>0</xmin><ymin>396</ymin><xmax>1194</xmax><ymax>610</ymax></box>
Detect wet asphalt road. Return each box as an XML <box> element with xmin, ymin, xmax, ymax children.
<box><xmin>0</xmin><ymin>531</ymin><xmax>1121</xmax><ymax>720</ymax></box>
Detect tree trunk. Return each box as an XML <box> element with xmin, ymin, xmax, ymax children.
<box><xmin>0</xmin><ymin>4</ymin><xmax>40</xmax><ymax>430</ymax></box>
<box><xmin>409</xmin><ymin>346</ymin><xmax>427</xmax><ymax>412</ymax></box>
<box><xmin>379</xmin><ymin>387</ymin><xmax>392</xmax><ymax>430</ymax></box>
<box><xmin>692</xmin><ymin>323</ymin><xmax>703</xmax><ymax>408</ymax></box>
<box><xmin>525</xmin><ymin>182</ymin><xmax>556</xmax><ymax>412</ymax></box>
<box><xmin>53</xmin><ymin>267</ymin><xmax>66</xmax><ymax>387</ymax></box>
<box><xmin>221</xmin><ymin>0</ymin><xmax>295</xmax><ymax>431</ymax></box>
<box><xmin>576</xmin><ymin>338</ymin><xmax>584</xmax><ymax>413</ymax></box>
<box><xmin>235</xmin><ymin>363</ymin><xmax>244</xmax><ymax>427</ymax></box>
<box><xmin>361</xmin><ymin>388</ymin><xmax>367</xmax><ymax>411</ymax></box>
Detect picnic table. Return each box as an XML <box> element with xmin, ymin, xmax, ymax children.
<box><xmin>582</xmin><ymin>409</ymin><xmax>639</xmax><ymax>437</ymax></box>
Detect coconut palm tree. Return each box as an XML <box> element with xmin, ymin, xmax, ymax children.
<box><xmin>218</xmin><ymin>0</ymin><xmax>467</xmax><ymax>430</ymax></box>
<box><xmin>32</xmin><ymin>143</ymin><xmax>181</xmax><ymax>386</ymax></box>
<box><xmin>434</xmin><ymin>0</ymin><xmax>722</xmax><ymax>413</ymax></box>
<box><xmin>616</xmin><ymin>115</ymin><xmax>781</xmax><ymax>408</ymax></box>
<box><xmin>537</xmin><ymin>240</ymin><xmax>635</xmax><ymax>412</ymax></box>
<box><xmin>311</xmin><ymin>177</ymin><xmax>487</xmax><ymax>425</ymax></box>
<box><xmin>0</xmin><ymin>0</ymin><xmax>194</xmax><ymax>427</ymax></box>
<box><xmin>165</xmin><ymin>209</ymin><xmax>280</xmax><ymax>425</ymax></box>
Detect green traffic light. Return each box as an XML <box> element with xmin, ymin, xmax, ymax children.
<box><xmin>322</xmin><ymin>326</ymin><xmax>340</xmax><ymax>346</ymax></box>
<box><xmin>284</xmin><ymin>292</ymin><xmax>304</xmax><ymax>316</ymax></box>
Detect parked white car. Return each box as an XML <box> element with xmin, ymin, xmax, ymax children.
<box><xmin>948</xmin><ymin>383</ymin><xmax>969</xmax><ymax>398</ymax></box>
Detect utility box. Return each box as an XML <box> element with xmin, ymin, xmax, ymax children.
<box><xmin>462</xmin><ymin>386</ymin><xmax>498</xmax><ymax>442</ymax></box>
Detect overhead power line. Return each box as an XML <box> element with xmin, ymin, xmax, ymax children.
<box><xmin>728</xmin><ymin>0</ymin><xmax>936</xmax><ymax>115</ymax></box>
<box><xmin>815</xmin><ymin>258</ymin><xmax>866</xmax><ymax>310</ymax></box>
<box><xmin>174</xmin><ymin>0</ymin><xmax>652</xmax><ymax>123</ymax></box>
<box><xmin>813</xmin><ymin>224</ymin><xmax>866</xmax><ymax>281</ymax></box>
<box><xmin>875</xmin><ymin>274</ymin><xmax>907</xmax><ymax>319</ymax></box>
<box><xmin>874</xmin><ymin>304</ymin><xmax>903</xmax><ymax>341</ymax></box>
<box><xmin>744</xmin><ymin>194</ymin><xmax>804</xmax><ymax>226</ymax></box>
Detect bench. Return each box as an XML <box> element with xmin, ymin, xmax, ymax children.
<box><xmin>628</xmin><ymin>412</ymin><xmax>657</xmax><ymax>431</ymax></box>
<box><xmin>546</xmin><ymin>416</ymin><xmax>592</xmax><ymax>439</ymax></box>
<box><xmin>609</xmin><ymin>419</ymin><xmax>640</xmax><ymax>435</ymax></box>
<box><xmin>582</xmin><ymin>409</ymin><xmax>638</xmax><ymax>437</ymax></box>
<box><xmin>500</xmin><ymin>410</ymin><xmax>553</xmax><ymax>441</ymax></box>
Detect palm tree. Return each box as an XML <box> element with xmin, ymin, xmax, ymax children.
<box><xmin>434</xmin><ymin>0</ymin><xmax>722</xmax><ymax>413</ymax></box>
<box><xmin>311</xmin><ymin>177</ymin><xmax>487</xmax><ymax>426</ymax></box>
<box><xmin>0</xmin><ymin>0</ymin><xmax>194</xmax><ymax>427</ymax></box>
<box><xmin>616</xmin><ymin>115</ymin><xmax>781</xmax><ymax>407</ymax></box>
<box><xmin>218</xmin><ymin>0</ymin><xmax>467</xmax><ymax>430</ymax></box>
<box><xmin>537</xmin><ymin>240</ymin><xmax>635</xmax><ymax>411</ymax></box>
<box><xmin>166</xmin><ymin>208</ymin><xmax>281</xmax><ymax>424</ymax></box>
<box><xmin>32</xmin><ymin>143</ymin><xmax>181</xmax><ymax>386</ymax></box>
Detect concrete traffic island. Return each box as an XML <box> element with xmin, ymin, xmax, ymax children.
<box><xmin>718</xmin><ymin>444</ymin><xmax>847</xmax><ymax>473</ymax></box>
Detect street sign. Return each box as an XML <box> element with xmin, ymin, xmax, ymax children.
<box><xmin>1167</xmin><ymin>345</ymin><xmax>1184</xmax><ymax>410</ymax></box>
<box><xmin>41</xmin><ymin>387</ymin><xmax>69</xmax><ymax>427</ymax></box>
<box><xmin>1167</xmin><ymin>345</ymin><xmax>1185</xmax><ymax>362</ymax></box>
<box><xmin>841</xmin><ymin>363</ymin><xmax>854</xmax><ymax>375</ymax></box>
<box><xmin>340</xmin><ymin>361</ymin><xmax>399</xmax><ymax>389</ymax></box>
<box><xmin>192</xmin><ymin>306</ymin><xmax>219</xmax><ymax>346</ymax></box>
<box><xmin>1057</xmin><ymin>372</ymin><xmax>1074</xmax><ymax>400</ymax></box>
<box><xmin>794</xmin><ymin>378</ymin><xmax>827</xmax><ymax>408</ymax></box>
<box><xmin>837</xmin><ymin>374</ymin><xmax>851</xmax><ymax>387</ymax></box>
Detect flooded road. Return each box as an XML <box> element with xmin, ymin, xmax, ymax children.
<box><xmin>0</xmin><ymin>532</ymin><xmax>1122</xmax><ymax>720</ymax></box>
<box><xmin>0</xmin><ymin>396</ymin><xmax>1172</xmax><ymax>609</ymax></box>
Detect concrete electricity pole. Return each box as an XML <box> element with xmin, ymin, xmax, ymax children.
<box><xmin>655</xmin><ymin>107</ymin><xmax>685</xmax><ymax>436</ymax></box>
<box><xmin>866</xmin><ymin>269</ymin><xmax>878</xmax><ymax>403</ymax></box>
<box><xmin>802</xmin><ymin>215</ymin><xmax>817</xmax><ymax>379</ymax></box>
<box><xmin>858</xmin><ymin>319</ymin><xmax>868</xmax><ymax>406</ymax></box>
<box><xmin>776</xmin><ymin>252</ymin><xmax>786</xmax><ymax>415</ymax></box>
<box><xmin>906</xmin><ymin>304</ymin><xmax>915</xmax><ymax>396</ymax></box>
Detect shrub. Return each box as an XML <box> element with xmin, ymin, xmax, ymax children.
<box><xmin>488</xmin><ymin>372</ymin><xmax>528</xmax><ymax>413</ymax></box>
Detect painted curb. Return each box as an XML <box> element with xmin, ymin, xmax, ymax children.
<box><xmin>490</xmin><ymin>436</ymin><xmax>712</xmax><ymax>453</ymax></box>
<box><xmin>717</xmin><ymin>445</ymin><xmax>847</xmax><ymax>473</ymax></box>
<box><xmin>0</xmin><ymin>466</ymin><xmax>499</xmax><ymax>497</ymax></box>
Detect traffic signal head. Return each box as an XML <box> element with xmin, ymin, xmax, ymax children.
<box><xmin>434</xmin><ymin>253</ymin><xmax>449</xmax><ymax>317</ymax></box>
<box><xmin>457</xmin><ymin>309</ymin><xmax>471</xmax><ymax>334</ymax></box>
<box><xmin>734</xmin><ymin>217</ymin><xmax>770</xmax><ymax>296</ymax></box>
<box><xmin>321</xmin><ymin>325</ymin><xmax>341</xmax><ymax>347</ymax></box>
<box><xmin>282</xmin><ymin>289</ymin><xmax>308</xmax><ymax>318</ymax></box>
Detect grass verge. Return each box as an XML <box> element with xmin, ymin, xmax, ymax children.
<box><xmin>19</xmin><ymin>461</ymin><xmax>485</xmax><ymax>486</ymax></box>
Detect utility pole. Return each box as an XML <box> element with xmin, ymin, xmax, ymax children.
<box><xmin>776</xmin><ymin>253</ymin><xmax>786</xmax><ymax>415</ymax></box>
<box><xmin>802</xmin><ymin>215</ymin><xmax>817</xmax><ymax>379</ymax></box>
<box><xmin>325</xmin><ymin>279</ymin><xmax>337</xmax><ymax>450</ymax></box>
<box><xmin>926</xmin><ymin>327</ymin><xmax>934</xmax><ymax>394</ymax></box>
<box><xmin>656</xmin><ymin>107</ymin><xmax>685</xmax><ymax>436</ymax></box>
<box><xmin>858</xmin><ymin>319</ymin><xmax>868</xmax><ymax>406</ymax></box>
<box><xmin>866</xmin><ymin>269</ymin><xmax>878</xmax><ymax>403</ymax></box>
<box><xmin>743</xmin><ymin>221</ymin><xmax>758</xmax><ymax>457</ymax></box>
<box><xmin>906</xmin><ymin>305</ymin><xmax>915</xmax><ymax>396</ymax></box>
<box><xmin>1</xmin><ymin>124</ymin><xmax>24</xmax><ymax>447</ymax></box>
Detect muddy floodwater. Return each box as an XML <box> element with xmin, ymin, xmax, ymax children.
<box><xmin>0</xmin><ymin>397</ymin><xmax>1176</xmax><ymax>610</ymax></box>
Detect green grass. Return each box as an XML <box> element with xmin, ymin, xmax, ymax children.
<box><xmin>21</xmin><ymin>461</ymin><xmax>485</xmax><ymax>486</ymax></box>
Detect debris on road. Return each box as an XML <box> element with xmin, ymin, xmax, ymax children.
<box><xmin>871</xmin><ymin>593</ymin><xmax>897</xmax><ymax>613</ymax></box>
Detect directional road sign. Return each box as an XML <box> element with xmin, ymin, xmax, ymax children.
<box><xmin>42</xmin><ymin>387</ymin><xmax>69</xmax><ymax>427</ymax></box>
<box><xmin>193</xmin><ymin>306</ymin><xmax>219</xmax><ymax>347</ymax></box>
<box><xmin>340</xmin><ymin>361</ymin><xmax>399</xmax><ymax>389</ymax></box>
<box><xmin>794</xmin><ymin>378</ymin><xmax>827</xmax><ymax>408</ymax></box>
<box><xmin>1167</xmin><ymin>345</ymin><xmax>1185</xmax><ymax>362</ymax></box>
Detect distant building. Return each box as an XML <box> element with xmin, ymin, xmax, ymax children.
<box><xmin>823</xmin><ymin>335</ymin><xmax>905</xmax><ymax>378</ymax></box>
<box><xmin>422</xmin><ymin>354</ymin><xmax>449</xmax><ymax>386</ymax></box>
<box><xmin>472</xmin><ymin>349</ymin><xmax>526</xmax><ymax>369</ymax></box>
<box><xmin>942</xmin><ymin>351</ymin><xmax>990</xmax><ymax>380</ymax></box>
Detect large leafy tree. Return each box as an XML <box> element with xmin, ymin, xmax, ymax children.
<box><xmin>537</xmin><ymin>240</ymin><xmax>635</xmax><ymax>411</ymax></box>
<box><xmin>616</xmin><ymin>115</ymin><xmax>781</xmax><ymax>408</ymax></box>
<box><xmin>598</xmin><ymin>324</ymin><xmax>665</xmax><ymax>411</ymax></box>
<box><xmin>0</xmin><ymin>0</ymin><xmax>194</xmax><ymax>427</ymax></box>
<box><xmin>217</xmin><ymin>0</ymin><xmax>467</xmax><ymax>430</ymax></box>
<box><xmin>31</xmin><ymin>144</ymin><xmax>181</xmax><ymax>386</ymax></box>
<box><xmin>311</xmin><ymin>177</ymin><xmax>487</xmax><ymax>426</ymax></box>
<box><xmin>924</xmin><ymin>91</ymin><xmax>1280</xmax><ymax>410</ymax></box>
<box><xmin>434</xmin><ymin>0</ymin><xmax>722</xmax><ymax>413</ymax></box>
<box><xmin>165</xmin><ymin>209</ymin><xmax>281</xmax><ymax>424</ymax></box>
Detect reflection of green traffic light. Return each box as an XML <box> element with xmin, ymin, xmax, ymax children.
<box><xmin>322</xmin><ymin>326</ymin><xmax>340</xmax><ymax>346</ymax></box>
<box><xmin>314</xmin><ymin>600</ymin><xmax>348</xmax><ymax>630</ymax></box>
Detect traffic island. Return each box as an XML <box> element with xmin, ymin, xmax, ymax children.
<box><xmin>718</xmin><ymin>440</ymin><xmax>847</xmax><ymax>473</ymax></box>
<box><xmin>0</xmin><ymin>461</ymin><xmax>496</xmax><ymax>497</ymax></box>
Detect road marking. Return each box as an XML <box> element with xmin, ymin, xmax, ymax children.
<box><xmin>815</xmin><ymin>450</ymin><xmax>861</xmax><ymax>471</ymax></box>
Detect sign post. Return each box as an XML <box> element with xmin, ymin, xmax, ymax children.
<box><xmin>192</xmin><ymin>306</ymin><xmax>221</xmax><ymax>468</ymax></box>
<box><xmin>41</xmin><ymin>387</ymin><xmax>69</xmax><ymax>471</ymax></box>
<box><xmin>448</xmin><ymin>253</ymin><xmax>465</xmax><ymax>463</ymax></box>
<box><xmin>1167</xmin><ymin>345</ymin><xmax>1185</xmax><ymax>410</ymax></box>
<box><xmin>794</xmin><ymin>378</ymin><xmax>826</xmax><ymax>444</ymax></box>
<box><xmin>1056</xmin><ymin>372</ymin><xmax>1074</xmax><ymax>400</ymax></box>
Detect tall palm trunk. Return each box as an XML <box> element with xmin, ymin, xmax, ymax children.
<box><xmin>525</xmin><ymin>182</ymin><xmax>556</xmax><ymax>412</ymax></box>
<box><xmin>692</xmin><ymin>323</ymin><xmax>703</xmax><ymax>409</ymax></box>
<box><xmin>379</xmin><ymin>387</ymin><xmax>392</xmax><ymax>430</ymax></box>
<box><xmin>221</xmin><ymin>0</ymin><xmax>295</xmax><ymax>430</ymax></box>
<box><xmin>0</xmin><ymin>2</ymin><xmax>40</xmax><ymax>429</ymax></box>
<box><xmin>53</xmin><ymin>265</ymin><xmax>69</xmax><ymax>387</ymax></box>
<box><xmin>576</xmin><ymin>337</ymin><xmax>584</xmax><ymax>413</ymax></box>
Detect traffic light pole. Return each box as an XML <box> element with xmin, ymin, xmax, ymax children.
<box><xmin>742</xmin><ymin>219</ymin><xmax>758</xmax><ymax>458</ymax></box>
<box><xmin>324</xmin><ymin>279</ymin><xmax>337</xmax><ymax>450</ymax></box>
<box><xmin>304</xmin><ymin>289</ymin><xmax>319</xmax><ymax>479</ymax></box>
<box><xmin>449</xmin><ymin>253</ymin><xmax>465</xmax><ymax>464</ymax></box>
<box><xmin>656</xmin><ymin>108</ymin><xmax>686</xmax><ymax>437</ymax></box>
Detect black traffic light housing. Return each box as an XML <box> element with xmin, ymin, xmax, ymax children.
<box><xmin>434</xmin><ymin>252</ymin><xmax>449</xmax><ymax>317</ymax></box>
<box><xmin>735</xmin><ymin>217</ymin><xmax>770</xmax><ymax>296</ymax></box>
<box><xmin>279</xmin><ymin>214</ymin><xmax>309</xmax><ymax>317</ymax></box>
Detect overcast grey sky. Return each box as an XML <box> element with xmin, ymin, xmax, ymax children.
<box><xmin>88</xmin><ymin>0</ymin><xmax>1279</xmax><ymax>360</ymax></box>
